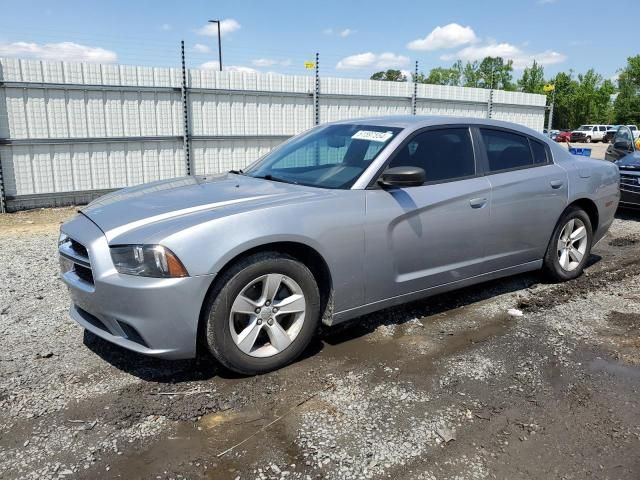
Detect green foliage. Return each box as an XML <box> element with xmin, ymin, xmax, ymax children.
<box><xmin>415</xmin><ymin>61</ymin><xmax>462</xmax><ymax>86</ymax></box>
<box><xmin>369</xmin><ymin>55</ymin><xmax>639</xmax><ymax>129</ymax></box>
<box><xmin>614</xmin><ymin>55</ymin><xmax>640</xmax><ymax>125</ymax></box>
<box><xmin>550</xmin><ymin>69</ymin><xmax>615</xmax><ymax>129</ymax></box>
<box><xmin>518</xmin><ymin>60</ymin><xmax>545</xmax><ymax>94</ymax></box>
<box><xmin>370</xmin><ymin>69</ymin><xmax>407</xmax><ymax>82</ymax></box>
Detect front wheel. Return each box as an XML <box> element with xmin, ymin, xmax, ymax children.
<box><xmin>585</xmin><ymin>136</ymin><xmax>592</xmax><ymax>143</ymax></box>
<box><xmin>542</xmin><ymin>206</ymin><xmax>593</xmax><ymax>281</ymax></box>
<box><xmin>204</xmin><ymin>252</ymin><xmax>320</xmax><ymax>375</ymax></box>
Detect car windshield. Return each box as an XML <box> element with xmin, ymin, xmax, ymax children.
<box><xmin>577</xmin><ymin>125</ymin><xmax>593</xmax><ymax>131</ymax></box>
<box><xmin>243</xmin><ymin>124</ymin><xmax>402</xmax><ymax>189</ymax></box>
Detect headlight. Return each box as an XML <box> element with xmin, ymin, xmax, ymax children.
<box><xmin>110</xmin><ymin>245</ymin><xmax>189</xmax><ymax>278</ymax></box>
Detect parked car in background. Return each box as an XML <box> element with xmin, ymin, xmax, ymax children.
<box><xmin>570</xmin><ymin>124</ymin><xmax>609</xmax><ymax>143</ymax></box>
<box><xmin>58</xmin><ymin>116</ymin><xmax>619</xmax><ymax>374</ymax></box>
<box><xmin>615</xmin><ymin>151</ymin><xmax>640</xmax><ymax>207</ymax></box>
<box><xmin>603</xmin><ymin>125</ymin><xmax>621</xmax><ymax>144</ymax></box>
<box><xmin>606</xmin><ymin>125</ymin><xmax>637</xmax><ymax>162</ymax></box>
<box><xmin>548</xmin><ymin>129</ymin><xmax>560</xmax><ymax>140</ymax></box>
<box><xmin>555</xmin><ymin>129</ymin><xmax>572</xmax><ymax>143</ymax></box>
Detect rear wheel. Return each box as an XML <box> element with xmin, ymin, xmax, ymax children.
<box><xmin>204</xmin><ymin>252</ymin><xmax>320</xmax><ymax>375</ymax></box>
<box><xmin>542</xmin><ymin>206</ymin><xmax>593</xmax><ymax>281</ymax></box>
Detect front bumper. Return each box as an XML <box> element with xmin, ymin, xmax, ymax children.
<box><xmin>60</xmin><ymin>214</ymin><xmax>215</xmax><ymax>359</ymax></box>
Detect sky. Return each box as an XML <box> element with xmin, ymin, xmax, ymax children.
<box><xmin>0</xmin><ymin>0</ymin><xmax>636</xmax><ymax>82</ymax></box>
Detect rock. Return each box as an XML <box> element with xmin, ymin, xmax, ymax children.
<box><xmin>507</xmin><ymin>308</ymin><xmax>524</xmax><ymax>317</ymax></box>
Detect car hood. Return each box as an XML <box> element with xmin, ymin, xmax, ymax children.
<box><xmin>81</xmin><ymin>173</ymin><xmax>326</xmax><ymax>241</ymax></box>
<box><xmin>616</xmin><ymin>152</ymin><xmax>640</xmax><ymax>170</ymax></box>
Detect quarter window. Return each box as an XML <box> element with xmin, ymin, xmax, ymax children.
<box><xmin>529</xmin><ymin>139</ymin><xmax>549</xmax><ymax>164</ymax></box>
<box><xmin>480</xmin><ymin>129</ymin><xmax>534</xmax><ymax>172</ymax></box>
<box><xmin>388</xmin><ymin>128</ymin><xmax>475</xmax><ymax>183</ymax></box>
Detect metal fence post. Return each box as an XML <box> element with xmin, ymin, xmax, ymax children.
<box><xmin>314</xmin><ymin>52</ymin><xmax>320</xmax><ymax>126</ymax></box>
<box><xmin>180</xmin><ymin>40</ymin><xmax>192</xmax><ymax>175</ymax></box>
<box><xmin>487</xmin><ymin>89</ymin><xmax>494</xmax><ymax>119</ymax></box>
<box><xmin>412</xmin><ymin>61</ymin><xmax>418</xmax><ymax>115</ymax></box>
<box><xmin>0</xmin><ymin>149</ymin><xmax>6</xmax><ymax>214</ymax></box>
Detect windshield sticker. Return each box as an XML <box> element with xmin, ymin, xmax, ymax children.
<box><xmin>351</xmin><ymin>130</ymin><xmax>394</xmax><ymax>142</ymax></box>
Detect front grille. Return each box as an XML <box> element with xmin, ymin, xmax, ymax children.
<box><xmin>70</xmin><ymin>239</ymin><xmax>88</xmax><ymax>258</ymax></box>
<box><xmin>59</xmin><ymin>236</ymin><xmax>94</xmax><ymax>285</ymax></box>
<box><xmin>74</xmin><ymin>264</ymin><xmax>94</xmax><ymax>284</ymax></box>
<box><xmin>620</xmin><ymin>173</ymin><xmax>640</xmax><ymax>192</ymax></box>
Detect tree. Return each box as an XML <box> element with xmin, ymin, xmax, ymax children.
<box><xmin>370</xmin><ymin>69</ymin><xmax>407</xmax><ymax>82</ymax></box>
<box><xmin>518</xmin><ymin>60</ymin><xmax>545</xmax><ymax>94</ymax></box>
<box><xmin>418</xmin><ymin>61</ymin><xmax>462</xmax><ymax>86</ymax></box>
<box><xmin>614</xmin><ymin>55</ymin><xmax>640</xmax><ymax>125</ymax></box>
<box><xmin>462</xmin><ymin>61</ymin><xmax>481</xmax><ymax>88</ymax></box>
<box><xmin>550</xmin><ymin>69</ymin><xmax>615</xmax><ymax>129</ymax></box>
<box><xmin>477</xmin><ymin>57</ymin><xmax>515</xmax><ymax>90</ymax></box>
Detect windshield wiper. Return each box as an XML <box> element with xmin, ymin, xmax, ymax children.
<box><xmin>229</xmin><ymin>169</ymin><xmax>244</xmax><ymax>175</ymax></box>
<box><xmin>257</xmin><ymin>174</ymin><xmax>297</xmax><ymax>185</ymax></box>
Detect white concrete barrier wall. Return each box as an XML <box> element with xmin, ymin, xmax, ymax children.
<box><xmin>0</xmin><ymin>57</ymin><xmax>547</xmax><ymax>209</ymax></box>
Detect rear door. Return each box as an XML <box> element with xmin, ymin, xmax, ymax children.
<box><xmin>476</xmin><ymin>127</ymin><xmax>568</xmax><ymax>271</ymax></box>
<box><xmin>364</xmin><ymin>126</ymin><xmax>492</xmax><ymax>303</ymax></box>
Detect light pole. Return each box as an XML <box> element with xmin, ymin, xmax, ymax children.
<box><xmin>208</xmin><ymin>19</ymin><xmax>222</xmax><ymax>71</ymax></box>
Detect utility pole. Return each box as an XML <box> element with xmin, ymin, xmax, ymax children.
<box><xmin>208</xmin><ymin>19</ymin><xmax>223</xmax><ymax>71</ymax></box>
<box><xmin>547</xmin><ymin>88</ymin><xmax>555</xmax><ymax>132</ymax></box>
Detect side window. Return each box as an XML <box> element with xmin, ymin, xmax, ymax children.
<box><xmin>599</xmin><ymin>126</ymin><xmax>607</xmax><ymax>132</ymax></box>
<box><xmin>388</xmin><ymin>128</ymin><xmax>475</xmax><ymax>183</ymax></box>
<box><xmin>529</xmin><ymin>139</ymin><xmax>549</xmax><ymax>164</ymax></box>
<box><xmin>480</xmin><ymin>129</ymin><xmax>534</xmax><ymax>172</ymax></box>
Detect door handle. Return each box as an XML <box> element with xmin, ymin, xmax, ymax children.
<box><xmin>550</xmin><ymin>180</ymin><xmax>564</xmax><ymax>189</ymax></box>
<box><xmin>469</xmin><ymin>197</ymin><xmax>487</xmax><ymax>209</ymax></box>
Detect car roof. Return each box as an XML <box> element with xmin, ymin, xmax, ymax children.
<box><xmin>328</xmin><ymin>115</ymin><xmax>544</xmax><ymax>136</ymax></box>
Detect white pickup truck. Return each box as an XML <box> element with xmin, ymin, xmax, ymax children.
<box><xmin>569</xmin><ymin>124</ymin><xmax>610</xmax><ymax>143</ymax></box>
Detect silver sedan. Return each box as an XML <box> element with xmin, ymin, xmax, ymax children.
<box><xmin>59</xmin><ymin>116</ymin><xmax>620</xmax><ymax>374</ymax></box>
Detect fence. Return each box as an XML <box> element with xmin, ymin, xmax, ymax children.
<box><xmin>0</xmin><ymin>56</ymin><xmax>547</xmax><ymax>212</ymax></box>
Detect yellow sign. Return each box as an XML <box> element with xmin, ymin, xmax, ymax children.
<box><xmin>543</xmin><ymin>83</ymin><xmax>555</xmax><ymax>92</ymax></box>
<box><xmin>304</xmin><ymin>61</ymin><xmax>316</xmax><ymax>70</ymax></box>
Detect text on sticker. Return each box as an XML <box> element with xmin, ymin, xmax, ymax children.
<box><xmin>351</xmin><ymin>130</ymin><xmax>393</xmax><ymax>142</ymax></box>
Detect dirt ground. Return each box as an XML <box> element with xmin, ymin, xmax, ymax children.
<box><xmin>1</xmin><ymin>206</ymin><xmax>640</xmax><ymax>480</ymax></box>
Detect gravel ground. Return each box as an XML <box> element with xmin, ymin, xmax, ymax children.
<box><xmin>1</xmin><ymin>207</ymin><xmax>640</xmax><ymax>479</ymax></box>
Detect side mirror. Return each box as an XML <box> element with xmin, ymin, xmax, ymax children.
<box><xmin>379</xmin><ymin>166</ymin><xmax>426</xmax><ymax>187</ymax></box>
<box><xmin>614</xmin><ymin>140</ymin><xmax>632</xmax><ymax>151</ymax></box>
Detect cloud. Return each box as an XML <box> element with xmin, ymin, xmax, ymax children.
<box><xmin>407</xmin><ymin>23</ymin><xmax>478</xmax><ymax>51</ymax></box>
<box><xmin>323</xmin><ymin>27</ymin><xmax>356</xmax><ymax>38</ymax></box>
<box><xmin>442</xmin><ymin>42</ymin><xmax>566</xmax><ymax>69</ymax></box>
<box><xmin>200</xmin><ymin>61</ymin><xmax>257</xmax><ymax>73</ymax></box>
<box><xmin>336</xmin><ymin>52</ymin><xmax>410</xmax><ymax>70</ymax></box>
<box><xmin>196</xmin><ymin>19</ymin><xmax>241</xmax><ymax>37</ymax></box>
<box><xmin>160</xmin><ymin>23</ymin><xmax>172</xmax><ymax>31</ymax></box>
<box><xmin>0</xmin><ymin>41</ymin><xmax>117</xmax><ymax>63</ymax></box>
<box><xmin>251</xmin><ymin>58</ymin><xmax>292</xmax><ymax>67</ymax></box>
<box><xmin>193</xmin><ymin>43</ymin><xmax>211</xmax><ymax>53</ymax></box>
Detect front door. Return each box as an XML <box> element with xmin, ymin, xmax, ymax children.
<box><xmin>363</xmin><ymin>126</ymin><xmax>491</xmax><ymax>303</ymax></box>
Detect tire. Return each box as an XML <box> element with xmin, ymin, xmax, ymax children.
<box><xmin>203</xmin><ymin>251</ymin><xmax>320</xmax><ymax>375</ymax></box>
<box><xmin>585</xmin><ymin>136</ymin><xmax>591</xmax><ymax>143</ymax></box>
<box><xmin>542</xmin><ymin>206</ymin><xmax>593</xmax><ymax>282</ymax></box>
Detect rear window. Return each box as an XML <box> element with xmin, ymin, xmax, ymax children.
<box><xmin>480</xmin><ymin>129</ymin><xmax>534</xmax><ymax>172</ymax></box>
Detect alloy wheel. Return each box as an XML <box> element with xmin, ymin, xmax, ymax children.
<box><xmin>229</xmin><ymin>273</ymin><xmax>306</xmax><ymax>357</ymax></box>
<box><xmin>556</xmin><ymin>218</ymin><xmax>588</xmax><ymax>272</ymax></box>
